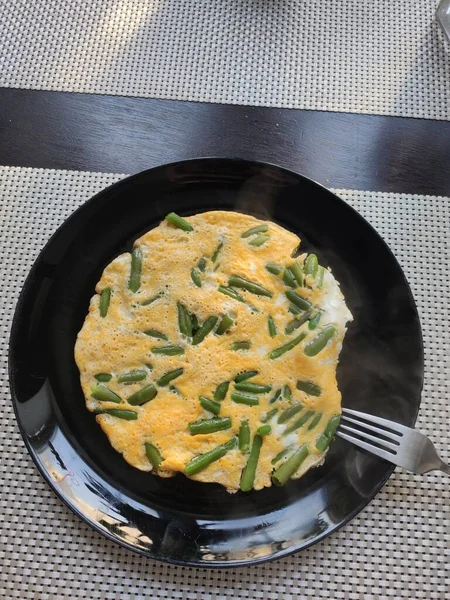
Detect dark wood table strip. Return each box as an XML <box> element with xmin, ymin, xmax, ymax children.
<box><xmin>0</xmin><ymin>88</ymin><xmax>449</xmax><ymax>195</ymax></box>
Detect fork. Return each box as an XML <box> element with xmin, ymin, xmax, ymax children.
<box><xmin>337</xmin><ymin>408</ymin><xmax>450</xmax><ymax>475</ymax></box>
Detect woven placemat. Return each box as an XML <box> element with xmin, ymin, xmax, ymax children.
<box><xmin>0</xmin><ymin>167</ymin><xmax>448</xmax><ymax>599</ymax></box>
<box><xmin>1</xmin><ymin>0</ymin><xmax>450</xmax><ymax>121</ymax></box>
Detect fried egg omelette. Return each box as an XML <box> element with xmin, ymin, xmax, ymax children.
<box><xmin>75</xmin><ymin>210</ymin><xmax>352</xmax><ymax>492</ymax></box>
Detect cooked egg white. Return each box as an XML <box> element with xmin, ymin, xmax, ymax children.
<box><xmin>75</xmin><ymin>210</ymin><xmax>352</xmax><ymax>492</ymax></box>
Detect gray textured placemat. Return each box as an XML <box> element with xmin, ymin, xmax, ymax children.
<box><xmin>1</xmin><ymin>0</ymin><xmax>450</xmax><ymax>120</ymax></box>
<box><xmin>0</xmin><ymin>167</ymin><xmax>449</xmax><ymax>599</ymax></box>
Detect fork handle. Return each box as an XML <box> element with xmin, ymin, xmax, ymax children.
<box><xmin>438</xmin><ymin>461</ymin><xmax>450</xmax><ymax>475</ymax></box>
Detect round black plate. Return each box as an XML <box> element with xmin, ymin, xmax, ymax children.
<box><xmin>9</xmin><ymin>158</ymin><xmax>423</xmax><ymax>567</ymax></box>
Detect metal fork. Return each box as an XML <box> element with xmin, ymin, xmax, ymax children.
<box><xmin>337</xmin><ymin>408</ymin><xmax>450</xmax><ymax>475</ymax></box>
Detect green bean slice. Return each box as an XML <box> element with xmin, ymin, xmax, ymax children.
<box><xmin>269</xmin><ymin>331</ymin><xmax>307</xmax><ymax>359</ymax></box>
<box><xmin>277</xmin><ymin>402</ymin><xmax>303</xmax><ymax>424</ymax></box>
<box><xmin>165</xmin><ymin>212</ymin><xmax>193</xmax><ymax>231</ymax></box>
<box><xmin>304</xmin><ymin>254</ymin><xmax>318</xmax><ymax>277</ymax></box>
<box><xmin>140</xmin><ymin>293</ymin><xmax>163</xmax><ymax>306</ymax></box>
<box><xmin>269</xmin><ymin>388</ymin><xmax>282</xmax><ymax>404</ymax></box>
<box><xmin>228</xmin><ymin>275</ymin><xmax>273</xmax><ymax>298</ymax></box>
<box><xmin>199</xmin><ymin>396</ymin><xmax>221</xmax><ymax>415</ymax></box>
<box><xmin>284</xmin><ymin>410</ymin><xmax>315</xmax><ymax>434</ymax></box>
<box><xmin>266</xmin><ymin>263</ymin><xmax>283</xmax><ymax>275</ymax></box>
<box><xmin>249</xmin><ymin>234</ymin><xmax>270</xmax><ymax>247</ymax></box>
<box><xmin>151</xmin><ymin>345</ymin><xmax>185</xmax><ymax>355</ymax></box>
<box><xmin>145</xmin><ymin>442</ymin><xmax>163</xmax><ymax>469</ymax></box>
<box><xmin>192</xmin><ymin>316</ymin><xmax>218</xmax><ymax>345</ymax></box>
<box><xmin>218</xmin><ymin>286</ymin><xmax>246</xmax><ymax>303</ymax></box>
<box><xmin>282</xmin><ymin>267</ymin><xmax>296</xmax><ymax>288</ymax></box>
<box><xmin>128</xmin><ymin>247</ymin><xmax>142</xmax><ymax>293</ymax></box>
<box><xmin>97</xmin><ymin>409</ymin><xmax>137</xmax><ymax>421</ymax></box>
<box><xmin>127</xmin><ymin>384</ymin><xmax>158</xmax><ymax>406</ymax></box>
<box><xmin>198</xmin><ymin>257</ymin><xmax>207</xmax><ymax>272</ymax></box>
<box><xmin>188</xmin><ymin>417</ymin><xmax>232</xmax><ymax>435</ymax></box>
<box><xmin>316</xmin><ymin>266</ymin><xmax>325</xmax><ymax>288</ymax></box>
<box><xmin>242</xmin><ymin>224</ymin><xmax>269</xmax><ymax>238</ymax></box>
<box><xmin>211</xmin><ymin>242</ymin><xmax>223</xmax><ymax>263</ymax></box>
<box><xmin>272</xmin><ymin>444</ymin><xmax>310</xmax><ymax>486</ymax></box>
<box><xmin>94</xmin><ymin>373</ymin><xmax>112</xmax><ymax>382</ymax></box>
<box><xmin>268</xmin><ymin>316</ymin><xmax>277</xmax><ymax>338</ymax></box>
<box><xmin>288</xmin><ymin>304</ymin><xmax>302</xmax><ymax>315</ymax></box>
<box><xmin>230</xmin><ymin>392</ymin><xmax>259</xmax><ymax>406</ymax></box>
<box><xmin>304</xmin><ymin>325</ymin><xmax>337</xmax><ymax>357</ymax></box>
<box><xmin>238</xmin><ymin>420</ymin><xmax>250</xmax><ymax>452</ymax></box>
<box><xmin>185</xmin><ymin>437</ymin><xmax>237</xmax><ymax>476</ymax></box>
<box><xmin>191</xmin><ymin>267</ymin><xmax>202</xmax><ymax>287</ymax></box>
<box><xmin>296</xmin><ymin>380</ymin><xmax>322</xmax><ymax>396</ymax></box>
<box><xmin>235</xmin><ymin>370</ymin><xmax>258</xmax><ymax>383</ymax></box>
<box><xmin>177</xmin><ymin>302</ymin><xmax>193</xmax><ymax>338</ymax></box>
<box><xmin>118</xmin><ymin>369</ymin><xmax>148</xmax><ymax>384</ymax></box>
<box><xmin>240</xmin><ymin>435</ymin><xmax>263</xmax><ymax>492</ymax></box>
<box><xmin>144</xmin><ymin>329</ymin><xmax>168</xmax><ymax>340</ymax></box>
<box><xmin>308</xmin><ymin>311</ymin><xmax>321</xmax><ymax>330</ymax></box>
<box><xmin>308</xmin><ymin>413</ymin><xmax>322</xmax><ymax>430</ymax></box>
<box><xmin>99</xmin><ymin>288</ymin><xmax>111</xmax><ymax>318</ymax></box>
<box><xmin>289</xmin><ymin>262</ymin><xmax>304</xmax><ymax>287</ymax></box>
<box><xmin>283</xmin><ymin>385</ymin><xmax>291</xmax><ymax>399</ymax></box>
<box><xmin>214</xmin><ymin>381</ymin><xmax>229</xmax><ymax>401</ymax></box>
<box><xmin>316</xmin><ymin>416</ymin><xmax>341</xmax><ymax>452</ymax></box>
<box><xmin>262</xmin><ymin>408</ymin><xmax>278</xmax><ymax>423</ymax></box>
<box><xmin>234</xmin><ymin>382</ymin><xmax>271</xmax><ymax>394</ymax></box>
<box><xmin>285</xmin><ymin>310</ymin><xmax>312</xmax><ymax>334</ymax></box>
<box><xmin>156</xmin><ymin>368</ymin><xmax>184</xmax><ymax>387</ymax></box>
<box><xmin>230</xmin><ymin>341</ymin><xmax>251</xmax><ymax>351</ymax></box>
<box><xmin>271</xmin><ymin>446</ymin><xmax>293</xmax><ymax>465</ymax></box>
<box><xmin>91</xmin><ymin>385</ymin><xmax>121</xmax><ymax>404</ymax></box>
<box><xmin>256</xmin><ymin>424</ymin><xmax>272</xmax><ymax>436</ymax></box>
<box><xmin>216</xmin><ymin>314</ymin><xmax>235</xmax><ymax>335</ymax></box>
<box><xmin>191</xmin><ymin>313</ymin><xmax>199</xmax><ymax>333</ymax></box>
<box><xmin>285</xmin><ymin>290</ymin><xmax>312</xmax><ymax>311</ymax></box>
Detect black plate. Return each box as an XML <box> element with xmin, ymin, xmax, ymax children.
<box><xmin>9</xmin><ymin>158</ymin><xmax>423</xmax><ymax>567</ymax></box>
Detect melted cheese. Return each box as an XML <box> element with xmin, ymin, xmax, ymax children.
<box><xmin>75</xmin><ymin>210</ymin><xmax>352</xmax><ymax>492</ymax></box>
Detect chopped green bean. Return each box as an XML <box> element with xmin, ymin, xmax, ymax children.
<box><xmin>304</xmin><ymin>325</ymin><xmax>337</xmax><ymax>356</ymax></box>
<box><xmin>140</xmin><ymin>293</ymin><xmax>162</xmax><ymax>306</ymax></box>
<box><xmin>269</xmin><ymin>331</ymin><xmax>307</xmax><ymax>359</ymax></box>
<box><xmin>290</xmin><ymin>262</ymin><xmax>304</xmax><ymax>287</ymax></box>
<box><xmin>238</xmin><ymin>420</ymin><xmax>250</xmax><ymax>452</ymax></box>
<box><xmin>268</xmin><ymin>316</ymin><xmax>277</xmax><ymax>338</ymax></box>
<box><xmin>234</xmin><ymin>382</ymin><xmax>271</xmax><ymax>394</ymax></box>
<box><xmin>296</xmin><ymin>380</ymin><xmax>322</xmax><ymax>396</ymax></box>
<box><xmin>269</xmin><ymin>388</ymin><xmax>282</xmax><ymax>404</ymax></box>
<box><xmin>308</xmin><ymin>311</ymin><xmax>321</xmax><ymax>330</ymax></box>
<box><xmin>228</xmin><ymin>275</ymin><xmax>273</xmax><ymax>298</ymax></box>
<box><xmin>118</xmin><ymin>369</ymin><xmax>148</xmax><ymax>384</ymax></box>
<box><xmin>198</xmin><ymin>257</ymin><xmax>207</xmax><ymax>272</ymax></box>
<box><xmin>249</xmin><ymin>234</ymin><xmax>270</xmax><ymax>247</ymax></box>
<box><xmin>177</xmin><ymin>301</ymin><xmax>193</xmax><ymax>338</ymax></box>
<box><xmin>165</xmin><ymin>212</ymin><xmax>193</xmax><ymax>231</ymax></box>
<box><xmin>145</xmin><ymin>442</ymin><xmax>162</xmax><ymax>469</ymax></box>
<box><xmin>240</xmin><ymin>435</ymin><xmax>263</xmax><ymax>492</ymax></box>
<box><xmin>262</xmin><ymin>408</ymin><xmax>278</xmax><ymax>423</ymax></box>
<box><xmin>199</xmin><ymin>396</ymin><xmax>221</xmax><ymax>415</ymax></box>
<box><xmin>192</xmin><ymin>316</ymin><xmax>218</xmax><ymax>345</ymax></box>
<box><xmin>99</xmin><ymin>288</ymin><xmax>111</xmax><ymax>317</ymax></box>
<box><xmin>128</xmin><ymin>247</ymin><xmax>142</xmax><ymax>293</ymax></box>
<box><xmin>284</xmin><ymin>410</ymin><xmax>315</xmax><ymax>434</ymax></box>
<box><xmin>127</xmin><ymin>384</ymin><xmax>158</xmax><ymax>406</ymax></box>
<box><xmin>277</xmin><ymin>402</ymin><xmax>303</xmax><ymax>424</ymax></box>
<box><xmin>91</xmin><ymin>385</ymin><xmax>121</xmax><ymax>404</ymax></box>
<box><xmin>191</xmin><ymin>313</ymin><xmax>199</xmax><ymax>333</ymax></box>
<box><xmin>283</xmin><ymin>385</ymin><xmax>291</xmax><ymax>399</ymax></box>
<box><xmin>285</xmin><ymin>310</ymin><xmax>312</xmax><ymax>334</ymax></box>
<box><xmin>285</xmin><ymin>290</ymin><xmax>312</xmax><ymax>311</ymax></box>
<box><xmin>308</xmin><ymin>413</ymin><xmax>322</xmax><ymax>430</ymax></box>
<box><xmin>288</xmin><ymin>304</ymin><xmax>302</xmax><ymax>315</ymax></box>
<box><xmin>316</xmin><ymin>266</ymin><xmax>325</xmax><ymax>288</ymax></box>
<box><xmin>256</xmin><ymin>424</ymin><xmax>272</xmax><ymax>436</ymax></box>
<box><xmin>214</xmin><ymin>381</ymin><xmax>229</xmax><ymax>401</ymax></box>
<box><xmin>316</xmin><ymin>415</ymin><xmax>341</xmax><ymax>451</ymax></box>
<box><xmin>191</xmin><ymin>267</ymin><xmax>202</xmax><ymax>287</ymax></box>
<box><xmin>94</xmin><ymin>373</ymin><xmax>112</xmax><ymax>382</ymax></box>
<box><xmin>211</xmin><ymin>242</ymin><xmax>223</xmax><ymax>263</ymax></box>
<box><xmin>216</xmin><ymin>314</ymin><xmax>235</xmax><ymax>335</ymax></box>
<box><xmin>230</xmin><ymin>392</ymin><xmax>259</xmax><ymax>406</ymax></box>
<box><xmin>304</xmin><ymin>254</ymin><xmax>318</xmax><ymax>277</ymax></box>
<box><xmin>156</xmin><ymin>368</ymin><xmax>184</xmax><ymax>386</ymax></box>
<box><xmin>218</xmin><ymin>286</ymin><xmax>246</xmax><ymax>303</ymax></box>
<box><xmin>188</xmin><ymin>417</ymin><xmax>232</xmax><ymax>435</ymax></box>
<box><xmin>235</xmin><ymin>370</ymin><xmax>259</xmax><ymax>383</ymax></box>
<box><xmin>230</xmin><ymin>341</ymin><xmax>251</xmax><ymax>351</ymax></box>
<box><xmin>282</xmin><ymin>267</ymin><xmax>296</xmax><ymax>288</ymax></box>
<box><xmin>144</xmin><ymin>329</ymin><xmax>168</xmax><ymax>340</ymax></box>
<box><xmin>97</xmin><ymin>409</ymin><xmax>137</xmax><ymax>420</ymax></box>
<box><xmin>151</xmin><ymin>345</ymin><xmax>185</xmax><ymax>355</ymax></box>
<box><xmin>271</xmin><ymin>446</ymin><xmax>293</xmax><ymax>465</ymax></box>
<box><xmin>272</xmin><ymin>444</ymin><xmax>310</xmax><ymax>486</ymax></box>
<box><xmin>242</xmin><ymin>224</ymin><xmax>268</xmax><ymax>238</ymax></box>
<box><xmin>185</xmin><ymin>437</ymin><xmax>237</xmax><ymax>475</ymax></box>
<box><xmin>169</xmin><ymin>385</ymin><xmax>182</xmax><ymax>396</ymax></box>
<box><xmin>266</xmin><ymin>263</ymin><xmax>283</xmax><ymax>276</ymax></box>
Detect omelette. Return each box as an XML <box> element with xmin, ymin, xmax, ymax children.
<box><xmin>75</xmin><ymin>210</ymin><xmax>352</xmax><ymax>492</ymax></box>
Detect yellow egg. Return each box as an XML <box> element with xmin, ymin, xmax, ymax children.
<box><xmin>74</xmin><ymin>210</ymin><xmax>352</xmax><ymax>492</ymax></box>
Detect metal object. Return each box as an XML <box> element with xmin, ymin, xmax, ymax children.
<box><xmin>437</xmin><ymin>0</ymin><xmax>450</xmax><ymax>45</ymax></box>
<box><xmin>338</xmin><ymin>408</ymin><xmax>450</xmax><ymax>475</ymax></box>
